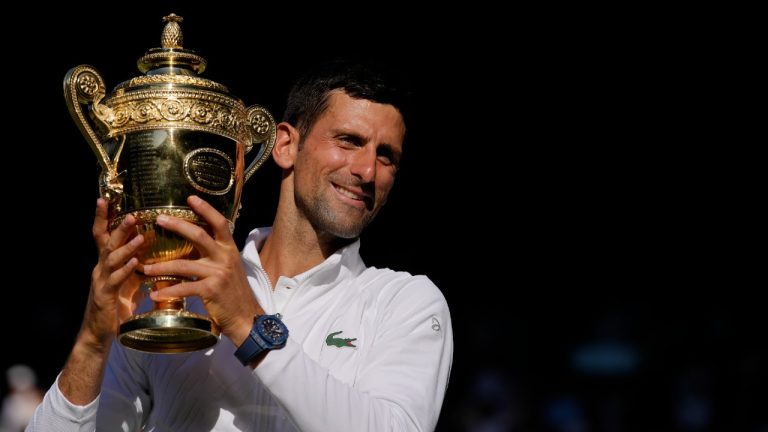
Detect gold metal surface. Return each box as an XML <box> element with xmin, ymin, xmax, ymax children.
<box><xmin>108</xmin><ymin>208</ymin><xmax>199</xmax><ymax>231</ymax></box>
<box><xmin>160</xmin><ymin>13</ymin><xmax>184</xmax><ymax>49</ymax></box>
<box><xmin>64</xmin><ymin>13</ymin><xmax>275</xmax><ymax>353</ymax></box>
<box><xmin>116</xmin><ymin>75</ymin><xmax>228</xmax><ymax>93</ymax></box>
<box><xmin>102</xmin><ymin>89</ymin><xmax>249</xmax><ymax>142</ymax></box>
<box><xmin>119</xmin><ymin>309</ymin><xmax>220</xmax><ymax>353</ymax></box>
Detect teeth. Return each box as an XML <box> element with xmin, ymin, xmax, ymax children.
<box><xmin>335</xmin><ymin>185</ymin><xmax>362</xmax><ymax>200</ymax></box>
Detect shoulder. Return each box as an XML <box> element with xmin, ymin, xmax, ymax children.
<box><xmin>352</xmin><ymin>267</ymin><xmax>452</xmax><ymax>344</ymax></box>
<box><xmin>356</xmin><ymin>267</ymin><xmax>450</xmax><ymax>315</ymax></box>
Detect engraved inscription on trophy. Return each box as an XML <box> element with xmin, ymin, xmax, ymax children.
<box><xmin>125</xmin><ymin>130</ymin><xmax>167</xmax><ymax>206</ymax></box>
<box><xmin>184</xmin><ymin>148</ymin><xmax>234</xmax><ymax>195</ymax></box>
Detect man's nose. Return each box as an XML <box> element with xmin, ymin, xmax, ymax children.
<box><xmin>349</xmin><ymin>146</ymin><xmax>376</xmax><ymax>183</ymax></box>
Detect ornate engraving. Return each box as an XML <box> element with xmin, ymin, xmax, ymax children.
<box><xmin>138</xmin><ymin>51</ymin><xmax>206</xmax><ymax>72</ymax></box>
<box><xmin>109</xmin><ymin>208</ymin><xmax>201</xmax><ymax>231</ymax></box>
<box><xmin>112</xmin><ymin>106</ymin><xmax>131</xmax><ymax>127</ymax></box>
<box><xmin>104</xmin><ymin>90</ymin><xmax>248</xmax><ymax>142</ymax></box>
<box><xmin>64</xmin><ymin>66</ymin><xmax>112</xmax><ymax>172</ymax></box>
<box><xmin>115</xmin><ymin>75</ymin><xmax>227</xmax><ymax>92</ymax></box>
<box><xmin>109</xmin><ymin>208</ymin><xmax>234</xmax><ymax>234</ymax></box>
<box><xmin>190</xmin><ymin>102</ymin><xmax>215</xmax><ymax>124</ymax></box>
<box><xmin>244</xmin><ymin>105</ymin><xmax>276</xmax><ymax>181</ymax></box>
<box><xmin>133</xmin><ymin>102</ymin><xmax>160</xmax><ymax>123</ymax></box>
<box><xmin>159</xmin><ymin>99</ymin><xmax>188</xmax><ymax>121</ymax></box>
<box><xmin>76</xmin><ymin>72</ymin><xmax>100</xmax><ymax>98</ymax></box>
<box><xmin>249</xmin><ymin>111</ymin><xmax>270</xmax><ymax>139</ymax></box>
<box><xmin>183</xmin><ymin>148</ymin><xmax>234</xmax><ymax>195</ymax></box>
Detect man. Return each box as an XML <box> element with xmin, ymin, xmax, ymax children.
<box><xmin>29</xmin><ymin>60</ymin><xmax>453</xmax><ymax>431</ymax></box>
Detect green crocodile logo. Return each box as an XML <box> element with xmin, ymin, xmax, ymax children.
<box><xmin>326</xmin><ymin>331</ymin><xmax>357</xmax><ymax>348</ymax></box>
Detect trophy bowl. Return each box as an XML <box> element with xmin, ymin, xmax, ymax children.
<box><xmin>63</xmin><ymin>14</ymin><xmax>275</xmax><ymax>353</ymax></box>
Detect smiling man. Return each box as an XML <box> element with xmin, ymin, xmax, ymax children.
<box><xmin>287</xmin><ymin>89</ymin><xmax>404</xmax><ymax>241</ymax></box>
<box><xmin>30</xmin><ymin>60</ymin><xmax>453</xmax><ymax>432</ymax></box>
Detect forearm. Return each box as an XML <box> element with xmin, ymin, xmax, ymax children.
<box><xmin>59</xmin><ymin>330</ymin><xmax>111</xmax><ymax>405</ymax></box>
<box><xmin>27</xmin><ymin>336</ymin><xmax>151</xmax><ymax>432</ymax></box>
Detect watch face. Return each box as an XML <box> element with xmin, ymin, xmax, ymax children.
<box><xmin>258</xmin><ymin>316</ymin><xmax>288</xmax><ymax>345</ymax></box>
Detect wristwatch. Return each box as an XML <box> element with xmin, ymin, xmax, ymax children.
<box><xmin>234</xmin><ymin>314</ymin><xmax>289</xmax><ymax>366</ymax></box>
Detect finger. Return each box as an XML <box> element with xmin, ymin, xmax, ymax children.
<box><xmin>106</xmin><ymin>257</ymin><xmax>140</xmax><ymax>293</ymax></box>
<box><xmin>155</xmin><ymin>213</ymin><xmax>218</xmax><ymax>257</ymax></box>
<box><xmin>187</xmin><ymin>195</ymin><xmax>233</xmax><ymax>243</ymax></box>
<box><xmin>92</xmin><ymin>198</ymin><xmax>109</xmax><ymax>248</ymax></box>
<box><xmin>104</xmin><ymin>215</ymin><xmax>138</xmax><ymax>256</ymax></box>
<box><xmin>105</xmin><ymin>234</ymin><xmax>144</xmax><ymax>270</ymax></box>
<box><xmin>143</xmin><ymin>258</ymin><xmax>218</xmax><ymax>280</ymax></box>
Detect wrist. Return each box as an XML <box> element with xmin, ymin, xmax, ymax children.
<box><xmin>75</xmin><ymin>327</ymin><xmax>113</xmax><ymax>357</ymax></box>
<box><xmin>231</xmin><ymin>319</ymin><xmax>254</xmax><ymax>348</ymax></box>
<box><xmin>234</xmin><ymin>314</ymin><xmax>288</xmax><ymax>366</ymax></box>
<box><xmin>230</xmin><ymin>306</ymin><xmax>265</xmax><ymax>347</ymax></box>
<box><xmin>60</xmin><ymin>336</ymin><xmax>110</xmax><ymax>406</ymax></box>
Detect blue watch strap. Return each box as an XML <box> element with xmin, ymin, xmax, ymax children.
<box><xmin>234</xmin><ymin>327</ymin><xmax>266</xmax><ymax>365</ymax></box>
<box><xmin>234</xmin><ymin>314</ymin><xmax>288</xmax><ymax>366</ymax></box>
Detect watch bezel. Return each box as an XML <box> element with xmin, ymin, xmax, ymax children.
<box><xmin>234</xmin><ymin>314</ymin><xmax>289</xmax><ymax>366</ymax></box>
<box><xmin>255</xmin><ymin>314</ymin><xmax>288</xmax><ymax>346</ymax></box>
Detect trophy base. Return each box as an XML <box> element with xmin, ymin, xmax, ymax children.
<box><xmin>118</xmin><ymin>309</ymin><xmax>219</xmax><ymax>353</ymax></box>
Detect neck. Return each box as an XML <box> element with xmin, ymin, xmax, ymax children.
<box><xmin>259</xmin><ymin>197</ymin><xmax>354</xmax><ymax>288</ymax></box>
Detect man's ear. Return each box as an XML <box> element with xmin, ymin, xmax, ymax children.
<box><xmin>272</xmin><ymin>122</ymin><xmax>300</xmax><ymax>169</ymax></box>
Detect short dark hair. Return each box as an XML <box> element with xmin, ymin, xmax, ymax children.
<box><xmin>282</xmin><ymin>59</ymin><xmax>411</xmax><ymax>140</ymax></box>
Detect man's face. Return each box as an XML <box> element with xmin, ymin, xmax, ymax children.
<box><xmin>293</xmin><ymin>90</ymin><xmax>405</xmax><ymax>239</ymax></box>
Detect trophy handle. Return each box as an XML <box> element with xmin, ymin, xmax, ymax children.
<box><xmin>63</xmin><ymin>65</ymin><xmax>114</xmax><ymax>173</ymax></box>
<box><xmin>244</xmin><ymin>105</ymin><xmax>277</xmax><ymax>182</ymax></box>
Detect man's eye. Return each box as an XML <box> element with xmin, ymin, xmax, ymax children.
<box><xmin>377</xmin><ymin>148</ymin><xmax>399</xmax><ymax>168</ymax></box>
<box><xmin>338</xmin><ymin>136</ymin><xmax>361</xmax><ymax>147</ymax></box>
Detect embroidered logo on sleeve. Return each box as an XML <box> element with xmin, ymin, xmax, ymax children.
<box><xmin>431</xmin><ymin>317</ymin><xmax>441</xmax><ymax>332</ymax></box>
<box><xmin>325</xmin><ymin>331</ymin><xmax>357</xmax><ymax>348</ymax></box>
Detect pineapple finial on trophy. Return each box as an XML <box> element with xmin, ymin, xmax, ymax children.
<box><xmin>161</xmin><ymin>13</ymin><xmax>184</xmax><ymax>49</ymax></box>
<box><xmin>137</xmin><ymin>13</ymin><xmax>205</xmax><ymax>75</ymax></box>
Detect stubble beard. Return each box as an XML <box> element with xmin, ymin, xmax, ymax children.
<box><xmin>296</xmin><ymin>190</ymin><xmax>375</xmax><ymax>239</ymax></box>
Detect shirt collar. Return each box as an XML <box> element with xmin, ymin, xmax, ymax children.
<box><xmin>241</xmin><ymin>227</ymin><xmax>366</xmax><ymax>286</ymax></box>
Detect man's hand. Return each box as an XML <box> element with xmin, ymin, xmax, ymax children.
<box><xmin>80</xmin><ymin>198</ymin><xmax>145</xmax><ymax>352</ymax></box>
<box><xmin>143</xmin><ymin>195</ymin><xmax>263</xmax><ymax>347</ymax></box>
<box><xmin>59</xmin><ymin>198</ymin><xmax>145</xmax><ymax>405</ymax></box>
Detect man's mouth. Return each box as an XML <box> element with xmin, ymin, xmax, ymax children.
<box><xmin>333</xmin><ymin>183</ymin><xmax>372</xmax><ymax>207</ymax></box>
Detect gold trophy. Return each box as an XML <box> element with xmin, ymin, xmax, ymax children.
<box><xmin>63</xmin><ymin>14</ymin><xmax>276</xmax><ymax>353</ymax></box>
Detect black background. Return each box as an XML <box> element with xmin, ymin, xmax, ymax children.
<box><xmin>1</xmin><ymin>2</ymin><xmax>763</xmax><ymax>431</ymax></box>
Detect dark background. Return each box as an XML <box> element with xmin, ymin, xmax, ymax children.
<box><xmin>1</xmin><ymin>2</ymin><xmax>763</xmax><ymax>431</ymax></box>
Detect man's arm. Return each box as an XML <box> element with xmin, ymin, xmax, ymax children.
<box><xmin>28</xmin><ymin>341</ymin><xmax>151</xmax><ymax>432</ymax></box>
<box><xmin>255</xmin><ymin>278</ymin><xmax>453</xmax><ymax>432</ymax></box>
<box><xmin>28</xmin><ymin>199</ymin><xmax>145</xmax><ymax>430</ymax></box>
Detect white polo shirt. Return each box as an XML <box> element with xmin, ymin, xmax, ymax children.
<box><xmin>30</xmin><ymin>227</ymin><xmax>453</xmax><ymax>431</ymax></box>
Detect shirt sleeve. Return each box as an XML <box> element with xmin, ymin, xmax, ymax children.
<box><xmin>26</xmin><ymin>342</ymin><xmax>150</xmax><ymax>432</ymax></box>
<box><xmin>254</xmin><ymin>276</ymin><xmax>453</xmax><ymax>432</ymax></box>
<box><xmin>27</xmin><ymin>374</ymin><xmax>99</xmax><ymax>432</ymax></box>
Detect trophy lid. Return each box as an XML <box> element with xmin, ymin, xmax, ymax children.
<box><xmin>138</xmin><ymin>13</ymin><xmax>206</xmax><ymax>76</ymax></box>
<box><xmin>98</xmin><ymin>14</ymin><xmax>256</xmax><ymax>146</ymax></box>
<box><xmin>112</xmin><ymin>13</ymin><xmax>229</xmax><ymax>94</ymax></box>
